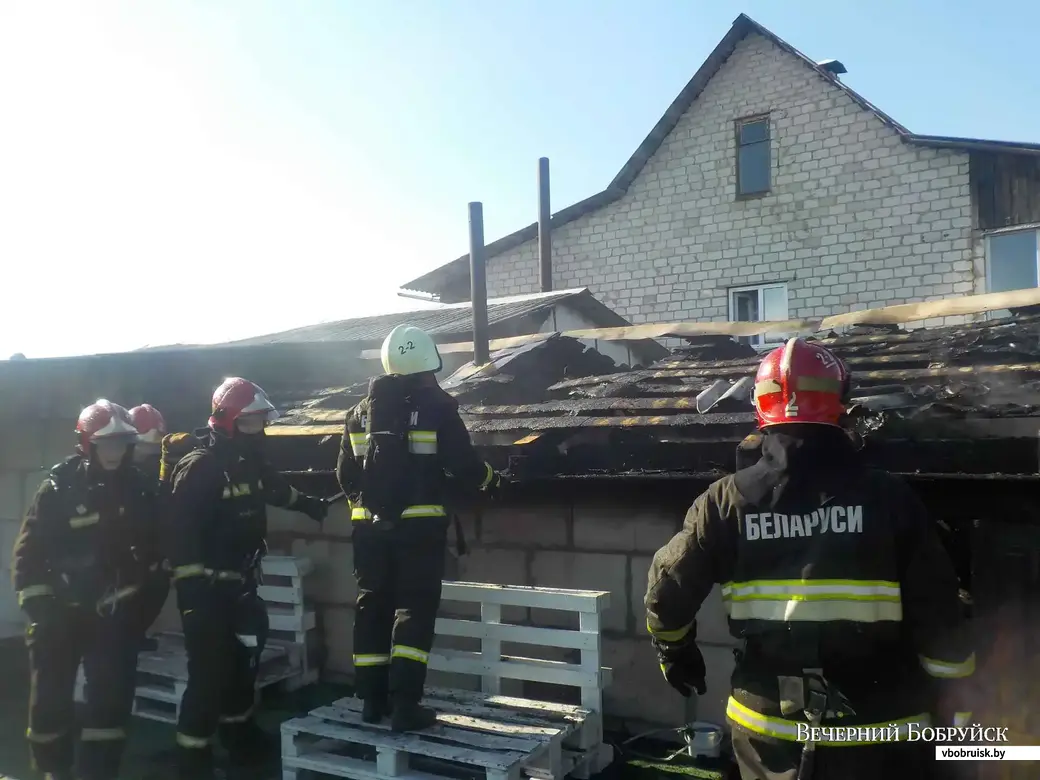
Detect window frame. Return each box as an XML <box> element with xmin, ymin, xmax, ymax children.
<box><xmin>734</xmin><ymin>114</ymin><xmax>772</xmax><ymax>199</ymax></box>
<box><xmin>985</xmin><ymin>226</ymin><xmax>1040</xmax><ymax>294</ymax></box>
<box><xmin>728</xmin><ymin>282</ymin><xmax>790</xmax><ymax>349</ymax></box>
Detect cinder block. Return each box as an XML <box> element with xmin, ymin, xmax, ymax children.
<box><xmin>0</xmin><ymin>471</ymin><xmax>23</xmax><ymax>521</ymax></box>
<box><xmin>480</xmin><ymin>503</ymin><xmax>569</xmax><ymax>548</ymax></box>
<box><xmin>602</xmin><ymin>637</ymin><xmax>687</xmax><ymax>726</ymax></box>
<box><xmin>321</xmin><ymin>605</ymin><xmax>355</xmax><ymax>675</ymax></box>
<box><xmin>696</xmin><ymin>585</ymin><xmax>740</xmax><ymax>648</ymax></box>
<box><xmin>290</xmin><ymin>538</ymin><xmax>355</xmax><ymax>605</ymax></box>
<box><xmin>573</xmin><ymin>501</ymin><xmax>680</xmax><ymax>553</ymax></box>
<box><xmin>40</xmin><ymin>419</ymin><xmax>79</xmax><ymax>469</ymax></box>
<box><xmin>530</xmin><ymin>551</ymin><xmax>627</xmax><ymax>632</ymax></box>
<box><xmin>321</xmin><ymin>500</ymin><xmax>353</xmax><ymax>539</ymax></box>
<box><xmin>0</xmin><ymin>423</ymin><xmax>45</xmax><ymax>471</ymax></box>
<box><xmin>696</xmin><ymin>644</ymin><xmax>738</xmax><ymax>728</ymax></box>
<box><xmin>454</xmin><ymin>548</ymin><xmax>529</xmax><ymax>622</ymax></box>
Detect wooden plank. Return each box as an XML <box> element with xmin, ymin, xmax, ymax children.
<box><xmin>283</xmin><ymin>749</ymin><xmax>456</xmax><ymax>780</ymax></box>
<box><xmin>329</xmin><ymin>697</ymin><xmax>571</xmax><ymax>739</ymax></box>
<box><xmin>258</xmin><ymin>583</ymin><xmax>303</xmax><ymax>605</ymax></box>
<box><xmin>423</xmin><ymin>687</ymin><xmax>589</xmax><ymax>721</ymax></box>
<box><xmin>309</xmin><ymin>703</ymin><xmax>547</xmax><ymax>753</ymax></box>
<box><xmin>441</xmin><ymin>582</ymin><xmax>610</xmax><ymax>613</ymax></box>
<box><xmin>262</xmin><ymin>555</ymin><xmax>315</xmax><ymax>578</ymax></box>
<box><xmin>429</xmin><ymin>649</ymin><xmax>610</xmax><ymax>689</ymax></box>
<box><xmin>269</xmin><ymin>606</ymin><xmax>316</xmax><ymax>633</ymax></box>
<box><xmin>434</xmin><ymin>618</ymin><xmax>600</xmax><ymax>651</ymax></box>
<box><xmin>282</xmin><ymin>716</ymin><xmax>528</xmax><ymax>771</ymax></box>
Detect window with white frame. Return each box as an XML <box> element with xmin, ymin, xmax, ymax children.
<box><xmin>729</xmin><ymin>283</ymin><xmax>789</xmax><ymax>348</ymax></box>
<box><xmin>987</xmin><ymin>228</ymin><xmax>1040</xmax><ymax>293</ymax></box>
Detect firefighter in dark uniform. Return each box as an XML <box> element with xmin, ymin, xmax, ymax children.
<box><xmin>129</xmin><ymin>403</ymin><xmax>171</xmax><ymax>652</ymax></box>
<box><xmin>166</xmin><ymin>377</ymin><xmax>329</xmax><ymax>779</ymax></box>
<box><xmin>644</xmin><ymin>338</ymin><xmax>975</xmax><ymax>780</ymax></box>
<box><xmin>338</xmin><ymin>325</ymin><xmax>502</xmax><ymax>732</ymax></box>
<box><xmin>12</xmin><ymin>399</ymin><xmax>161</xmax><ymax>780</ymax></box>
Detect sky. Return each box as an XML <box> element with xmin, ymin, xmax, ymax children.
<box><xmin>1</xmin><ymin>0</ymin><xmax>1038</xmax><ymax>359</ymax></box>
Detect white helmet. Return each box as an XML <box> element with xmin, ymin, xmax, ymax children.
<box><xmin>381</xmin><ymin>325</ymin><xmax>443</xmax><ymax>376</ymax></box>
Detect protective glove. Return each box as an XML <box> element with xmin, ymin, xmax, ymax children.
<box><xmin>655</xmin><ymin>639</ymin><xmax>707</xmax><ymax>697</ymax></box>
<box><xmin>482</xmin><ymin>471</ymin><xmax>505</xmax><ymax>499</ymax></box>
<box><xmin>294</xmin><ymin>494</ymin><xmax>329</xmax><ymax>524</ymax></box>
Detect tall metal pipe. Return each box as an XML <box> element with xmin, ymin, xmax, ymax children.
<box><xmin>538</xmin><ymin>157</ymin><xmax>552</xmax><ymax>292</ymax></box>
<box><xmin>468</xmin><ymin>201</ymin><xmax>490</xmax><ymax>365</ymax></box>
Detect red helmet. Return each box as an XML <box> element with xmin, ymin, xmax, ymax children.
<box><xmin>209</xmin><ymin>377</ymin><xmax>279</xmax><ymax>434</ymax></box>
<box><xmin>129</xmin><ymin>404</ymin><xmax>167</xmax><ymax>444</ymax></box>
<box><xmin>752</xmin><ymin>338</ymin><xmax>850</xmax><ymax>428</ymax></box>
<box><xmin>76</xmin><ymin>400</ymin><xmax>139</xmax><ymax>451</ymax></box>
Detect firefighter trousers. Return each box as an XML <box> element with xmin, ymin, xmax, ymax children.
<box><xmin>731</xmin><ymin>728</ymin><xmax>936</xmax><ymax>780</ymax></box>
<box><xmin>25</xmin><ymin>604</ymin><xmax>140</xmax><ymax>780</ymax></box>
<box><xmin>175</xmin><ymin>588</ymin><xmax>260</xmax><ymax>773</ymax></box>
<box><xmin>352</xmin><ymin>518</ymin><xmax>448</xmax><ymax>704</ymax></box>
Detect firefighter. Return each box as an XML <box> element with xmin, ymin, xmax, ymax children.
<box><xmin>166</xmin><ymin>377</ymin><xmax>329</xmax><ymax>779</ymax></box>
<box><xmin>644</xmin><ymin>337</ymin><xmax>975</xmax><ymax>780</ymax></box>
<box><xmin>338</xmin><ymin>324</ymin><xmax>502</xmax><ymax>732</ymax></box>
<box><xmin>12</xmin><ymin>399</ymin><xmax>160</xmax><ymax>780</ymax></box>
<box><xmin>129</xmin><ymin>403</ymin><xmax>171</xmax><ymax>652</ymax></box>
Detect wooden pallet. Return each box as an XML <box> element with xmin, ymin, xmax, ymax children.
<box><xmin>281</xmin><ymin>581</ymin><xmax>615</xmax><ymax>780</ymax></box>
<box><xmin>262</xmin><ymin>555</ymin><xmax>320</xmax><ymax>691</ymax></box>
<box><xmin>74</xmin><ymin>631</ymin><xmax>295</xmax><ymax>724</ymax></box>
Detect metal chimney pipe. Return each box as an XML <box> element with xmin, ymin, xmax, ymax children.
<box><xmin>538</xmin><ymin>157</ymin><xmax>552</xmax><ymax>292</ymax></box>
<box><xmin>468</xmin><ymin>201</ymin><xmax>490</xmax><ymax>365</ymax></box>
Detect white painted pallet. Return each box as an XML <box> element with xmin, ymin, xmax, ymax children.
<box><xmin>282</xmin><ymin>582</ymin><xmax>615</xmax><ymax>780</ymax></box>
<box><xmin>262</xmin><ymin>555</ymin><xmax>319</xmax><ymax>691</ymax></box>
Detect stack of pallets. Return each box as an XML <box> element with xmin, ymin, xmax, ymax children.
<box><xmin>74</xmin><ymin>554</ymin><xmax>319</xmax><ymax>723</ymax></box>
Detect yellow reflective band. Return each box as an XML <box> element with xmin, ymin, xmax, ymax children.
<box><xmin>349</xmin><ymin>432</ymin><xmax>369</xmax><ymax>457</ymax></box>
<box><xmin>919</xmin><ymin>652</ymin><xmax>976</xmax><ymax>679</ymax></box>
<box><xmin>69</xmin><ymin>512</ymin><xmax>100</xmax><ymax>529</ymax></box>
<box><xmin>408</xmin><ymin>430</ymin><xmax>438</xmax><ymax>455</ymax></box>
<box><xmin>219</xmin><ymin>707</ymin><xmax>254</xmax><ymax>724</ymax></box>
<box><xmin>97</xmin><ymin>586</ymin><xmax>140</xmax><ymax>609</ymax></box>
<box><xmin>222</xmin><ymin>483</ymin><xmax>252</xmax><ymax>498</ymax></box>
<box><xmin>353</xmin><ymin>653</ymin><xmax>391</xmax><ymax>667</ymax></box>
<box><xmin>26</xmin><ymin>728</ymin><xmax>65</xmax><ymax>743</ymax></box>
<box><xmin>392</xmin><ymin>645</ymin><xmax>430</xmax><ymax>664</ymax></box>
<box><xmin>176</xmin><ymin>732</ymin><xmax>212</xmax><ymax>749</ymax></box>
<box><xmin>18</xmin><ymin>585</ymin><xmax>54</xmax><ymax>605</ymax></box>
<box><xmin>480</xmin><ymin>462</ymin><xmax>494</xmax><ymax>489</ymax></box>
<box><xmin>721</xmin><ymin>579</ymin><xmax>903</xmax><ymax>623</ymax></box>
<box><xmin>352</xmin><ymin>505</ymin><xmax>447</xmax><ymax>521</ymax></box>
<box><xmin>400</xmin><ymin>504</ymin><xmax>446</xmax><ymax>519</ymax></box>
<box><xmin>80</xmin><ymin>727</ymin><xmax>126</xmax><ymax>742</ymax></box>
<box><xmin>647</xmin><ymin>618</ymin><xmax>693</xmax><ymax>643</ymax></box>
<box><xmin>211</xmin><ymin>569</ymin><xmax>244</xmax><ymax>581</ymax></box>
<box><xmin>726</xmin><ymin>697</ymin><xmax>931</xmax><ymax>744</ymax></box>
<box><xmin>173</xmin><ymin>564</ymin><xmax>206</xmax><ymax>580</ymax></box>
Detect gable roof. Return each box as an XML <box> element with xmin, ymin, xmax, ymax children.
<box><xmin>401</xmin><ymin>12</ymin><xmax>1040</xmax><ymax>301</ymax></box>
<box><xmin>216</xmin><ymin>288</ymin><xmax>631</xmax><ymax>347</ymax></box>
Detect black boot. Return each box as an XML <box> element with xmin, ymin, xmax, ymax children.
<box><xmin>390</xmin><ymin>699</ymin><xmax>438</xmax><ymax>732</ymax></box>
<box><xmin>361</xmin><ymin>696</ymin><xmax>393</xmax><ymax>724</ymax></box>
<box><xmin>176</xmin><ymin>745</ymin><xmax>220</xmax><ymax>779</ymax></box>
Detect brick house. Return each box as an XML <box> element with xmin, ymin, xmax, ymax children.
<box><xmin>401</xmin><ymin>13</ymin><xmax>1040</xmax><ymax>350</ymax></box>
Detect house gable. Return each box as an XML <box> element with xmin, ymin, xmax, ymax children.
<box><xmin>400</xmin><ymin>14</ymin><xmax>1040</xmax><ymax>306</ymax></box>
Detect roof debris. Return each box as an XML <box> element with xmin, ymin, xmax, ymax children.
<box><xmin>268</xmin><ymin>312</ymin><xmax>1040</xmax><ymax>480</ymax></box>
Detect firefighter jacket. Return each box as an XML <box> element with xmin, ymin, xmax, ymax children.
<box><xmin>12</xmin><ymin>454</ymin><xmax>160</xmax><ymax>616</ymax></box>
<box><xmin>336</xmin><ymin>377</ymin><xmax>496</xmax><ymax>525</ymax></box>
<box><xmin>645</xmin><ymin>427</ymin><xmax>975</xmax><ymax>744</ymax></box>
<box><xmin>165</xmin><ymin>431</ymin><xmax>317</xmax><ymax>603</ymax></box>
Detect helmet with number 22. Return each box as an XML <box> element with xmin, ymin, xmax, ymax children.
<box><xmin>380</xmin><ymin>325</ymin><xmax>443</xmax><ymax>376</ymax></box>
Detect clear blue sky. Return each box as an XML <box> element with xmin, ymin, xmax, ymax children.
<box><xmin>2</xmin><ymin>0</ymin><xmax>1037</xmax><ymax>359</ymax></box>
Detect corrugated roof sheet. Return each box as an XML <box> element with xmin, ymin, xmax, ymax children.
<box><xmin>267</xmin><ymin>311</ymin><xmax>1040</xmax><ymax>480</ymax></box>
<box><xmin>220</xmin><ymin>289</ymin><xmax>616</xmax><ymax>346</ymax></box>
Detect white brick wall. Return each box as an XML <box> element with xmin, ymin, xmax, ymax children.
<box><xmin>484</xmin><ymin>32</ymin><xmax>976</xmax><ymax>326</ymax></box>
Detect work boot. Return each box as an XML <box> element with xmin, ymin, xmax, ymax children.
<box><xmin>390</xmin><ymin>700</ymin><xmax>438</xmax><ymax>732</ymax></box>
<box><xmin>361</xmin><ymin>697</ymin><xmax>392</xmax><ymax>724</ymax></box>
<box><xmin>177</xmin><ymin>745</ymin><xmax>220</xmax><ymax>780</ymax></box>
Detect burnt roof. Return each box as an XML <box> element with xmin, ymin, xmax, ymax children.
<box><xmin>400</xmin><ymin>13</ymin><xmax>1040</xmax><ymax>301</ymax></box>
<box><xmin>267</xmin><ymin>311</ymin><xmax>1040</xmax><ymax>480</ymax></box>
<box><xmin>214</xmin><ymin>288</ymin><xmax>629</xmax><ymax>347</ymax></box>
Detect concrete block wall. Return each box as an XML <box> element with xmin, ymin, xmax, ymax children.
<box><xmin>480</xmin><ymin>31</ymin><xmax>976</xmax><ymax>326</ymax></box>
<box><xmin>268</xmin><ymin>496</ymin><xmax>739</xmax><ymax>732</ymax></box>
